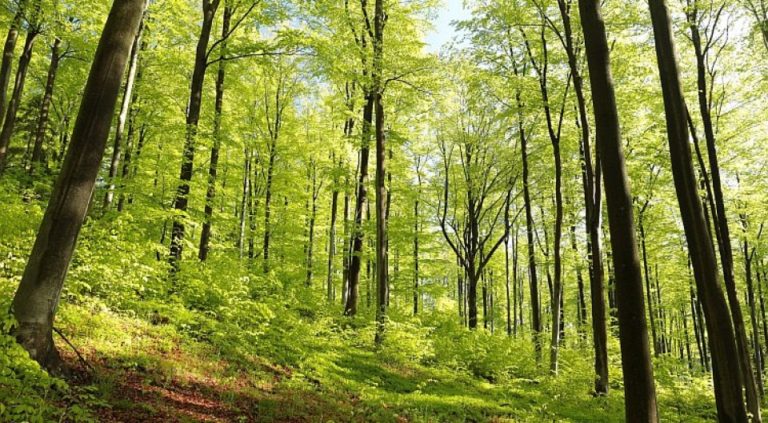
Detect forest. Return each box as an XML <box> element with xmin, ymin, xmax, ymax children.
<box><xmin>0</xmin><ymin>0</ymin><xmax>767</xmax><ymax>421</ymax></box>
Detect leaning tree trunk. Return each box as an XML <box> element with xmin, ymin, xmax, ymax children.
<box><xmin>0</xmin><ymin>22</ymin><xmax>39</xmax><ymax>172</ymax></box>
<box><xmin>688</xmin><ymin>11</ymin><xmax>762</xmax><ymax>419</ymax></box>
<box><xmin>29</xmin><ymin>37</ymin><xmax>61</xmax><ymax>175</ymax></box>
<box><xmin>579</xmin><ymin>0</ymin><xmax>659</xmax><ymax>420</ymax></box>
<box><xmin>117</xmin><ymin>34</ymin><xmax>148</xmax><ymax>213</ymax></box>
<box><xmin>11</xmin><ymin>0</ymin><xmax>145</xmax><ymax>370</ymax></box>
<box><xmin>169</xmin><ymin>0</ymin><xmax>219</xmax><ymax>275</ymax></box>
<box><xmin>0</xmin><ymin>2</ymin><xmax>25</xmax><ymax>125</ymax></box>
<box><xmin>648</xmin><ymin>0</ymin><xmax>748</xmax><ymax>420</ymax></box>
<box><xmin>103</xmin><ymin>16</ymin><xmax>145</xmax><ymax>210</ymax></box>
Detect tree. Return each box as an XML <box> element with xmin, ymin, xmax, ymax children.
<box><xmin>648</xmin><ymin>0</ymin><xmax>749</xmax><ymax>420</ymax></box>
<box><xmin>579</xmin><ymin>0</ymin><xmax>658</xmax><ymax>419</ymax></box>
<box><xmin>684</xmin><ymin>1</ymin><xmax>762</xmax><ymax>417</ymax></box>
<box><xmin>168</xmin><ymin>0</ymin><xmax>221</xmax><ymax>275</ymax></box>
<box><xmin>10</xmin><ymin>0</ymin><xmax>146</xmax><ymax>369</ymax></box>
<box><xmin>438</xmin><ymin>72</ymin><xmax>514</xmax><ymax>330</ymax></box>
<box><xmin>372</xmin><ymin>0</ymin><xmax>387</xmax><ymax>346</ymax></box>
<box><xmin>344</xmin><ymin>0</ymin><xmax>375</xmax><ymax>317</ymax></box>
<box><xmin>199</xmin><ymin>5</ymin><xmax>232</xmax><ymax>261</ymax></box>
<box><xmin>103</xmin><ymin>11</ymin><xmax>146</xmax><ymax>209</ymax></box>
<box><xmin>29</xmin><ymin>37</ymin><xmax>65</xmax><ymax>175</ymax></box>
<box><xmin>520</xmin><ymin>13</ymin><xmax>571</xmax><ymax>374</ymax></box>
<box><xmin>0</xmin><ymin>0</ymin><xmax>41</xmax><ymax>172</ymax></box>
<box><xmin>0</xmin><ymin>0</ymin><xmax>27</xmax><ymax>126</ymax></box>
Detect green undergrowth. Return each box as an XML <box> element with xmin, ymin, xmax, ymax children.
<box><xmin>0</xmin><ymin>183</ymin><xmax>740</xmax><ymax>422</ymax></box>
<box><xmin>0</xmin><ymin>291</ymin><xmax>724</xmax><ymax>422</ymax></box>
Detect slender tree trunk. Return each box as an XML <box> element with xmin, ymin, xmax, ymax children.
<box><xmin>327</xmin><ymin>155</ymin><xmax>339</xmax><ymax>301</ymax></box>
<box><xmin>557</xmin><ymin>6</ymin><xmax>609</xmax><ymax>368</ymax></box>
<box><xmin>513</xmin><ymin>225</ymin><xmax>521</xmax><ymax>335</ymax></box>
<box><xmin>579</xmin><ymin>1</ymin><xmax>659</xmax><ymax>419</ymax></box>
<box><xmin>758</xmin><ymin>262</ymin><xmax>768</xmax><ymax>370</ymax></box>
<box><xmin>344</xmin><ymin>91</ymin><xmax>374</xmax><ymax>316</ymax></box>
<box><xmin>682</xmin><ymin>305</ymin><xmax>694</xmax><ymax>370</ymax></box>
<box><xmin>342</xmin><ymin>176</ymin><xmax>350</xmax><ymax>305</ymax></box>
<box><xmin>262</xmin><ymin>137</ymin><xmax>276</xmax><ymax>272</ymax></box>
<box><xmin>169</xmin><ymin>0</ymin><xmax>219</xmax><ymax>275</ymax></box>
<box><xmin>29</xmin><ymin>37</ymin><xmax>61</xmax><ymax>175</ymax></box>
<box><xmin>648</xmin><ymin>0</ymin><xmax>748</xmax><ymax>420</ymax></box>
<box><xmin>639</xmin><ymin>216</ymin><xmax>660</xmax><ymax>356</ymax></box>
<box><xmin>372</xmin><ymin>0</ymin><xmax>387</xmax><ymax>345</ymax></box>
<box><xmin>104</xmin><ymin>17</ymin><xmax>145</xmax><ymax>209</ymax></box>
<box><xmin>0</xmin><ymin>3</ymin><xmax>24</xmax><ymax>126</ymax></box>
<box><xmin>11</xmin><ymin>0</ymin><xmax>144</xmax><ymax>369</ymax></box>
<box><xmin>505</xmin><ymin>202</ymin><xmax>512</xmax><ymax>336</ymax></box>
<box><xmin>654</xmin><ymin>266</ymin><xmax>667</xmax><ymax>354</ymax></box>
<box><xmin>238</xmin><ymin>149</ymin><xmax>251</xmax><ymax>257</ymax></box>
<box><xmin>549</xmin><ymin>140</ymin><xmax>564</xmax><ymax>373</ymax></box>
<box><xmin>515</xmin><ymin>61</ymin><xmax>541</xmax><ymax>360</ymax></box>
<box><xmin>247</xmin><ymin>169</ymin><xmax>258</xmax><ymax>261</ymax></box>
<box><xmin>306</xmin><ymin>161</ymin><xmax>318</xmax><ymax>286</ymax></box>
<box><xmin>687</xmin><ymin>10</ymin><xmax>762</xmax><ymax>418</ymax></box>
<box><xmin>0</xmin><ymin>18</ymin><xmax>39</xmax><ymax>171</ymax></box>
<box><xmin>413</xmin><ymin>172</ymin><xmax>420</xmax><ymax>315</ymax></box>
<box><xmin>742</xmin><ymin>218</ymin><xmax>764</xmax><ymax>397</ymax></box>
<box><xmin>570</xmin><ymin>224</ymin><xmax>587</xmax><ymax>330</ymax></box>
<box><xmin>199</xmin><ymin>6</ymin><xmax>231</xmax><ymax>261</ymax></box>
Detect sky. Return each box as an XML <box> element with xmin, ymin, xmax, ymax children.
<box><xmin>425</xmin><ymin>1</ymin><xmax>471</xmax><ymax>52</ymax></box>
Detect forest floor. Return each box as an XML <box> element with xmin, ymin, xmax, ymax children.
<box><xmin>29</xmin><ymin>299</ymin><xmax>720</xmax><ymax>423</ymax></box>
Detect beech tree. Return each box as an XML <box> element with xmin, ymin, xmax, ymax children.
<box><xmin>10</xmin><ymin>0</ymin><xmax>145</xmax><ymax>369</ymax></box>
<box><xmin>579</xmin><ymin>0</ymin><xmax>658</xmax><ymax>419</ymax></box>
<box><xmin>648</xmin><ymin>0</ymin><xmax>749</xmax><ymax>420</ymax></box>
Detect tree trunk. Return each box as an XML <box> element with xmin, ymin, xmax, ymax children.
<box><xmin>505</xmin><ymin>202</ymin><xmax>512</xmax><ymax>336</ymax></box>
<box><xmin>742</xmin><ymin>218</ymin><xmax>764</xmax><ymax>397</ymax></box>
<box><xmin>372</xmin><ymin>0</ymin><xmax>387</xmax><ymax>346</ymax></box>
<box><xmin>0</xmin><ymin>3</ymin><xmax>24</xmax><ymax>126</ymax></box>
<box><xmin>306</xmin><ymin>161</ymin><xmax>318</xmax><ymax>286</ymax></box>
<box><xmin>199</xmin><ymin>6</ymin><xmax>231</xmax><ymax>261</ymax></box>
<box><xmin>515</xmin><ymin>61</ymin><xmax>541</xmax><ymax>360</ymax></box>
<box><xmin>327</xmin><ymin>155</ymin><xmax>340</xmax><ymax>301</ymax></box>
<box><xmin>579</xmin><ymin>0</ymin><xmax>659</xmax><ymax>419</ymax></box>
<box><xmin>413</xmin><ymin>171</ymin><xmax>420</xmax><ymax>316</ymax></box>
<box><xmin>648</xmin><ymin>0</ymin><xmax>748</xmax><ymax>420</ymax></box>
<box><xmin>570</xmin><ymin>224</ymin><xmax>587</xmax><ymax>330</ymax></box>
<box><xmin>169</xmin><ymin>0</ymin><xmax>219</xmax><ymax>275</ymax></box>
<box><xmin>0</xmin><ymin>19</ymin><xmax>38</xmax><ymax>171</ymax></box>
<box><xmin>758</xmin><ymin>261</ymin><xmax>768</xmax><ymax>372</ymax></box>
<box><xmin>262</xmin><ymin>137</ymin><xmax>276</xmax><ymax>272</ymax></box>
<box><xmin>344</xmin><ymin>91</ymin><xmax>374</xmax><ymax>316</ymax></box>
<box><xmin>687</xmin><ymin>9</ymin><xmax>762</xmax><ymax>418</ymax></box>
<box><xmin>555</xmin><ymin>0</ymin><xmax>609</xmax><ymax>381</ymax></box>
<box><xmin>639</xmin><ymin>215</ymin><xmax>660</xmax><ymax>356</ymax></box>
<box><xmin>103</xmin><ymin>16</ymin><xmax>145</xmax><ymax>209</ymax></box>
<box><xmin>29</xmin><ymin>37</ymin><xmax>61</xmax><ymax>175</ymax></box>
<box><xmin>513</xmin><ymin>225</ymin><xmax>521</xmax><ymax>335</ymax></box>
<box><xmin>552</xmin><ymin>3</ymin><xmax>608</xmax><ymax>374</ymax></box>
<box><xmin>11</xmin><ymin>0</ymin><xmax>145</xmax><ymax>369</ymax></box>
<box><xmin>238</xmin><ymin>149</ymin><xmax>251</xmax><ymax>257</ymax></box>
<box><xmin>342</xmin><ymin>175</ymin><xmax>350</xmax><ymax>305</ymax></box>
